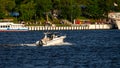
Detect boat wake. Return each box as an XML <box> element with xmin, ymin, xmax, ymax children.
<box><xmin>0</xmin><ymin>42</ymin><xmax>74</xmax><ymax>47</ymax></box>
<box><xmin>20</xmin><ymin>42</ymin><xmax>73</xmax><ymax>46</ymax></box>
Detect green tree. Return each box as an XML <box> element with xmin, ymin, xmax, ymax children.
<box><xmin>0</xmin><ymin>0</ymin><xmax>16</xmax><ymax>18</ymax></box>
<box><xmin>35</xmin><ymin>0</ymin><xmax>52</xmax><ymax>20</ymax></box>
<box><xmin>1</xmin><ymin>0</ymin><xmax>120</xmax><ymax>22</ymax></box>
<box><xmin>18</xmin><ymin>1</ymin><xmax>36</xmax><ymax>21</ymax></box>
<box><xmin>60</xmin><ymin>0</ymin><xmax>81</xmax><ymax>21</ymax></box>
<box><xmin>72</xmin><ymin>1</ymin><xmax>81</xmax><ymax>20</ymax></box>
<box><xmin>82</xmin><ymin>0</ymin><xmax>104</xmax><ymax>19</ymax></box>
<box><xmin>5</xmin><ymin>0</ymin><xmax>16</xmax><ymax>12</ymax></box>
<box><xmin>0</xmin><ymin>11</ymin><xmax>5</xmax><ymax>19</ymax></box>
<box><xmin>52</xmin><ymin>0</ymin><xmax>61</xmax><ymax>9</ymax></box>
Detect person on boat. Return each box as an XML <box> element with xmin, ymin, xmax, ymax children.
<box><xmin>51</xmin><ymin>34</ymin><xmax>58</xmax><ymax>39</ymax></box>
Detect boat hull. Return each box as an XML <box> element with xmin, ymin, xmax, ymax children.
<box><xmin>0</xmin><ymin>29</ymin><xmax>28</xmax><ymax>32</ymax></box>
<box><xmin>44</xmin><ymin>36</ymin><xmax>66</xmax><ymax>46</ymax></box>
<box><xmin>0</xmin><ymin>30</ymin><xmax>28</xmax><ymax>32</ymax></box>
<box><xmin>36</xmin><ymin>36</ymin><xmax>66</xmax><ymax>46</ymax></box>
<box><xmin>0</xmin><ymin>27</ymin><xmax>28</xmax><ymax>32</ymax></box>
<box><xmin>0</xmin><ymin>22</ymin><xmax>28</xmax><ymax>31</ymax></box>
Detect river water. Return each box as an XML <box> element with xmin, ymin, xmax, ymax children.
<box><xmin>0</xmin><ymin>30</ymin><xmax>120</xmax><ymax>68</ymax></box>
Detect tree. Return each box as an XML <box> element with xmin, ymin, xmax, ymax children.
<box><xmin>18</xmin><ymin>1</ymin><xmax>36</xmax><ymax>21</ymax></box>
<box><xmin>72</xmin><ymin>2</ymin><xmax>81</xmax><ymax>20</ymax></box>
<box><xmin>0</xmin><ymin>11</ymin><xmax>5</xmax><ymax>19</ymax></box>
<box><xmin>52</xmin><ymin>0</ymin><xmax>61</xmax><ymax>9</ymax></box>
<box><xmin>82</xmin><ymin>0</ymin><xmax>104</xmax><ymax>19</ymax></box>
<box><xmin>0</xmin><ymin>0</ymin><xmax>16</xmax><ymax>18</ymax></box>
<box><xmin>60</xmin><ymin>0</ymin><xmax>81</xmax><ymax>21</ymax></box>
<box><xmin>35</xmin><ymin>0</ymin><xmax>52</xmax><ymax>20</ymax></box>
<box><xmin>1</xmin><ymin>0</ymin><xmax>119</xmax><ymax>22</ymax></box>
<box><xmin>5</xmin><ymin>0</ymin><xmax>16</xmax><ymax>12</ymax></box>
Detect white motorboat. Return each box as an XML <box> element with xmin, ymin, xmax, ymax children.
<box><xmin>36</xmin><ymin>32</ymin><xmax>66</xmax><ymax>46</ymax></box>
<box><xmin>0</xmin><ymin>21</ymin><xmax>28</xmax><ymax>31</ymax></box>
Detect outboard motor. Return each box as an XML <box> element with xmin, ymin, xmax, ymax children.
<box><xmin>36</xmin><ymin>40</ymin><xmax>43</xmax><ymax>46</ymax></box>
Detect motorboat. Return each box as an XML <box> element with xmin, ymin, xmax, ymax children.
<box><xmin>36</xmin><ymin>32</ymin><xmax>66</xmax><ymax>46</ymax></box>
<box><xmin>0</xmin><ymin>21</ymin><xmax>28</xmax><ymax>31</ymax></box>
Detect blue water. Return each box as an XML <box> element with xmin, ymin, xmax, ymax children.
<box><xmin>0</xmin><ymin>30</ymin><xmax>120</xmax><ymax>68</ymax></box>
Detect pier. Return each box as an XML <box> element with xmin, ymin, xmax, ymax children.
<box><xmin>27</xmin><ymin>24</ymin><xmax>112</xmax><ymax>30</ymax></box>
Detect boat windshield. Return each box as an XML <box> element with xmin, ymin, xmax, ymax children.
<box><xmin>47</xmin><ymin>34</ymin><xmax>52</xmax><ymax>38</ymax></box>
<box><xmin>44</xmin><ymin>32</ymin><xmax>61</xmax><ymax>39</ymax></box>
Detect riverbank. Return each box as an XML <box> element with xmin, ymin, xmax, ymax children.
<box><xmin>27</xmin><ymin>24</ymin><xmax>113</xmax><ymax>31</ymax></box>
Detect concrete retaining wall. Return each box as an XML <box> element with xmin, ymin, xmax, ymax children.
<box><xmin>27</xmin><ymin>24</ymin><xmax>112</xmax><ymax>31</ymax></box>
